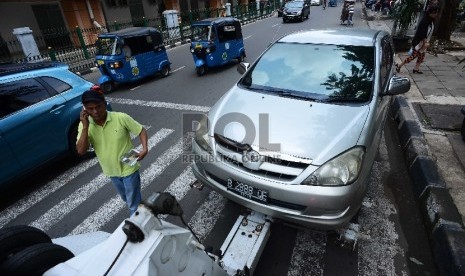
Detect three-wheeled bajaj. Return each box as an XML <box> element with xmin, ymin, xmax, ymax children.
<box><xmin>95</xmin><ymin>27</ymin><xmax>171</xmax><ymax>92</ymax></box>
<box><xmin>190</xmin><ymin>17</ymin><xmax>246</xmax><ymax>76</ymax></box>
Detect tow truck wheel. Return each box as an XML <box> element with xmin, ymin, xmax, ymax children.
<box><xmin>101</xmin><ymin>81</ymin><xmax>114</xmax><ymax>93</ymax></box>
<box><xmin>0</xmin><ymin>243</ymin><xmax>74</xmax><ymax>276</ymax></box>
<box><xmin>196</xmin><ymin>65</ymin><xmax>206</xmax><ymax>77</ymax></box>
<box><xmin>0</xmin><ymin>225</ymin><xmax>52</xmax><ymax>263</ymax></box>
<box><xmin>160</xmin><ymin>65</ymin><xmax>170</xmax><ymax>77</ymax></box>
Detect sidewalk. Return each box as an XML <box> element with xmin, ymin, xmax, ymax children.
<box><xmin>365</xmin><ymin>9</ymin><xmax>465</xmax><ymax>276</ymax></box>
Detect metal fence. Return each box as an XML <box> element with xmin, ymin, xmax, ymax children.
<box><xmin>0</xmin><ymin>2</ymin><xmax>277</xmax><ymax>73</ymax></box>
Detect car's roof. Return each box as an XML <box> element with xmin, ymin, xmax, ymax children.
<box><xmin>278</xmin><ymin>29</ymin><xmax>384</xmax><ymax>47</ymax></box>
<box><xmin>0</xmin><ymin>62</ymin><xmax>68</xmax><ymax>78</ymax></box>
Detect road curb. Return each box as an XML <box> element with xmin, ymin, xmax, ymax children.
<box><xmin>392</xmin><ymin>96</ymin><xmax>465</xmax><ymax>275</ymax></box>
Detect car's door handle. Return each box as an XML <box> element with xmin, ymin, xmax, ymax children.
<box><xmin>50</xmin><ymin>104</ymin><xmax>65</xmax><ymax>113</ymax></box>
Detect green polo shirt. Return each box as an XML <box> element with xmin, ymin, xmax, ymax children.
<box><xmin>78</xmin><ymin>111</ymin><xmax>143</xmax><ymax>177</ymax></box>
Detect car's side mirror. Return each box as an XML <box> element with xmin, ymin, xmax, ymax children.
<box><xmin>237</xmin><ymin>62</ymin><xmax>250</xmax><ymax>75</ymax></box>
<box><xmin>386</xmin><ymin>76</ymin><xmax>410</xmax><ymax>95</ymax></box>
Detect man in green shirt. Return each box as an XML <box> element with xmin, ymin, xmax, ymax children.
<box><xmin>76</xmin><ymin>89</ymin><xmax>148</xmax><ymax>216</ymax></box>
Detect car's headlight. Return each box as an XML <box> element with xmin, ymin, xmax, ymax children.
<box><xmin>194</xmin><ymin>115</ymin><xmax>212</xmax><ymax>153</ymax></box>
<box><xmin>297</xmin><ymin>11</ymin><xmax>302</xmax><ymax>15</ymax></box>
<box><xmin>302</xmin><ymin>147</ymin><xmax>365</xmax><ymax>186</ymax></box>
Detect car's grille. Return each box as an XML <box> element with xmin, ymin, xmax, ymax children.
<box><xmin>207</xmin><ymin>172</ymin><xmax>306</xmax><ymax>211</ymax></box>
<box><xmin>214</xmin><ymin>134</ymin><xmax>309</xmax><ymax>181</ymax></box>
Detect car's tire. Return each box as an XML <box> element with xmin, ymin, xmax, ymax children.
<box><xmin>196</xmin><ymin>65</ymin><xmax>206</xmax><ymax>77</ymax></box>
<box><xmin>68</xmin><ymin>123</ymin><xmax>95</xmax><ymax>159</ymax></box>
<box><xmin>461</xmin><ymin>117</ymin><xmax>465</xmax><ymax>142</ymax></box>
<box><xmin>160</xmin><ymin>64</ymin><xmax>170</xmax><ymax>77</ymax></box>
<box><xmin>101</xmin><ymin>81</ymin><xmax>114</xmax><ymax>93</ymax></box>
<box><xmin>0</xmin><ymin>243</ymin><xmax>74</xmax><ymax>276</ymax></box>
<box><xmin>300</xmin><ymin>14</ymin><xmax>304</xmax><ymax>22</ymax></box>
<box><xmin>283</xmin><ymin>18</ymin><xmax>287</xmax><ymax>23</ymax></box>
<box><xmin>0</xmin><ymin>226</ymin><xmax>52</xmax><ymax>263</ymax></box>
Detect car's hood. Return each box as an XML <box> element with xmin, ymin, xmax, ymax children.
<box><xmin>209</xmin><ymin>87</ymin><xmax>370</xmax><ymax>165</ymax></box>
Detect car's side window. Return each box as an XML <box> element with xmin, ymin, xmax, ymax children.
<box><xmin>0</xmin><ymin>78</ymin><xmax>50</xmax><ymax>118</ymax></box>
<box><xmin>40</xmin><ymin>76</ymin><xmax>71</xmax><ymax>94</ymax></box>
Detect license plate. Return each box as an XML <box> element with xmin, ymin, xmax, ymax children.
<box><xmin>227</xmin><ymin>179</ymin><xmax>268</xmax><ymax>204</ymax></box>
<box><xmin>97</xmin><ymin>60</ymin><xmax>104</xmax><ymax>65</ymax></box>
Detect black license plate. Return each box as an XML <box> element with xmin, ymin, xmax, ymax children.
<box><xmin>226</xmin><ymin>179</ymin><xmax>268</xmax><ymax>204</ymax></box>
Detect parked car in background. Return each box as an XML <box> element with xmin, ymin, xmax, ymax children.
<box><xmin>282</xmin><ymin>0</ymin><xmax>311</xmax><ymax>22</ymax></box>
<box><xmin>191</xmin><ymin>29</ymin><xmax>411</xmax><ymax>229</ymax></box>
<box><xmin>0</xmin><ymin>62</ymin><xmax>109</xmax><ymax>190</ymax></box>
<box><xmin>311</xmin><ymin>0</ymin><xmax>322</xmax><ymax>5</ymax></box>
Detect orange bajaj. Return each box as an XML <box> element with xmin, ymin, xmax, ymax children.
<box><xmin>95</xmin><ymin>27</ymin><xmax>171</xmax><ymax>93</ymax></box>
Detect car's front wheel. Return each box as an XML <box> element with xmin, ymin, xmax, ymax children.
<box><xmin>101</xmin><ymin>81</ymin><xmax>114</xmax><ymax>93</ymax></box>
<box><xmin>68</xmin><ymin>123</ymin><xmax>95</xmax><ymax>159</ymax></box>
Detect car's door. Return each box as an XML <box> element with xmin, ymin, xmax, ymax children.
<box><xmin>0</xmin><ymin>78</ymin><xmax>68</xmax><ymax>173</ymax></box>
<box><xmin>0</xmin><ymin>127</ymin><xmax>22</xmax><ymax>185</ymax></box>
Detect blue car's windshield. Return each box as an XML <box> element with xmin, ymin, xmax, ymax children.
<box><xmin>96</xmin><ymin>37</ymin><xmax>121</xmax><ymax>56</ymax></box>
<box><xmin>239</xmin><ymin>43</ymin><xmax>375</xmax><ymax>102</ymax></box>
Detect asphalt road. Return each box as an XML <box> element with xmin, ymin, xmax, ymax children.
<box><xmin>0</xmin><ymin>3</ymin><xmax>438</xmax><ymax>275</ymax></box>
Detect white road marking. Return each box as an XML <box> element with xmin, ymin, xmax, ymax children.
<box><xmin>130</xmin><ymin>85</ymin><xmax>142</xmax><ymax>91</ymax></box>
<box><xmin>29</xmin><ymin>129</ymin><xmax>174</xmax><ymax>232</ymax></box>
<box><xmin>70</xmin><ymin>137</ymin><xmax>190</xmax><ymax>235</ymax></box>
<box><xmin>0</xmin><ymin>158</ymin><xmax>98</xmax><ymax>228</ymax></box>
<box><xmin>287</xmin><ymin>230</ymin><xmax>326</xmax><ymax>276</ymax></box>
<box><xmin>171</xmin><ymin>66</ymin><xmax>185</xmax><ymax>73</ymax></box>
<box><xmin>188</xmin><ymin>191</ymin><xmax>227</xmax><ymax>243</ymax></box>
<box><xmin>272</xmin><ymin>23</ymin><xmax>280</xmax><ymax>27</ymax></box>
<box><xmin>244</xmin><ymin>35</ymin><xmax>252</xmax><ymax>40</ymax></box>
<box><xmin>107</xmin><ymin>98</ymin><xmax>210</xmax><ymax>113</ymax></box>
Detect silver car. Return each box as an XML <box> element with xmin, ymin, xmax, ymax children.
<box><xmin>191</xmin><ymin>29</ymin><xmax>410</xmax><ymax>229</ymax></box>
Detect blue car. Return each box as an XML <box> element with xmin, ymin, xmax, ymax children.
<box><xmin>0</xmin><ymin>62</ymin><xmax>109</xmax><ymax>189</ymax></box>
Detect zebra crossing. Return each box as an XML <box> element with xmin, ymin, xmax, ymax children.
<box><xmin>0</xmin><ymin>98</ymin><xmax>408</xmax><ymax>275</ymax></box>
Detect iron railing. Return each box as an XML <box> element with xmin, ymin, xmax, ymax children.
<box><xmin>0</xmin><ymin>2</ymin><xmax>278</xmax><ymax>73</ymax></box>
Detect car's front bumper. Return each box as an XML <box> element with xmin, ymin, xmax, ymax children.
<box><xmin>190</xmin><ymin>140</ymin><xmax>369</xmax><ymax>229</ymax></box>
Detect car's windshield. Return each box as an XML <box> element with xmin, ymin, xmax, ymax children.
<box><xmin>239</xmin><ymin>43</ymin><xmax>375</xmax><ymax>102</ymax></box>
<box><xmin>191</xmin><ymin>25</ymin><xmax>213</xmax><ymax>41</ymax></box>
<box><xmin>285</xmin><ymin>2</ymin><xmax>304</xmax><ymax>8</ymax></box>
<box><xmin>96</xmin><ymin>37</ymin><xmax>121</xmax><ymax>56</ymax></box>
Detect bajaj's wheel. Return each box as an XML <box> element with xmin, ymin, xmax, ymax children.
<box><xmin>101</xmin><ymin>81</ymin><xmax>114</xmax><ymax>93</ymax></box>
<box><xmin>238</xmin><ymin>53</ymin><xmax>245</xmax><ymax>62</ymax></box>
<box><xmin>196</xmin><ymin>65</ymin><xmax>206</xmax><ymax>77</ymax></box>
<box><xmin>0</xmin><ymin>243</ymin><xmax>74</xmax><ymax>276</ymax></box>
<box><xmin>160</xmin><ymin>65</ymin><xmax>170</xmax><ymax>77</ymax></box>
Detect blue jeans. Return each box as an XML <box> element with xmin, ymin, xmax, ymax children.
<box><xmin>110</xmin><ymin>171</ymin><xmax>141</xmax><ymax>216</ymax></box>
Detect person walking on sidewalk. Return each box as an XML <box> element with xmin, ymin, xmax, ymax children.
<box><xmin>396</xmin><ymin>5</ymin><xmax>439</xmax><ymax>74</ymax></box>
<box><xmin>76</xmin><ymin>88</ymin><xmax>148</xmax><ymax>216</ymax></box>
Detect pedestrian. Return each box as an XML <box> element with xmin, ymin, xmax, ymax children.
<box><xmin>76</xmin><ymin>88</ymin><xmax>148</xmax><ymax>216</ymax></box>
<box><xmin>347</xmin><ymin>0</ymin><xmax>355</xmax><ymax>25</ymax></box>
<box><xmin>396</xmin><ymin>5</ymin><xmax>439</xmax><ymax>74</ymax></box>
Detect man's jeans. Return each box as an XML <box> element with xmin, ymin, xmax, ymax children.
<box><xmin>110</xmin><ymin>171</ymin><xmax>141</xmax><ymax>216</ymax></box>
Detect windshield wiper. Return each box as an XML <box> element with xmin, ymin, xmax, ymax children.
<box><xmin>274</xmin><ymin>91</ymin><xmax>321</xmax><ymax>102</ymax></box>
<box><xmin>324</xmin><ymin>96</ymin><xmax>367</xmax><ymax>103</ymax></box>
